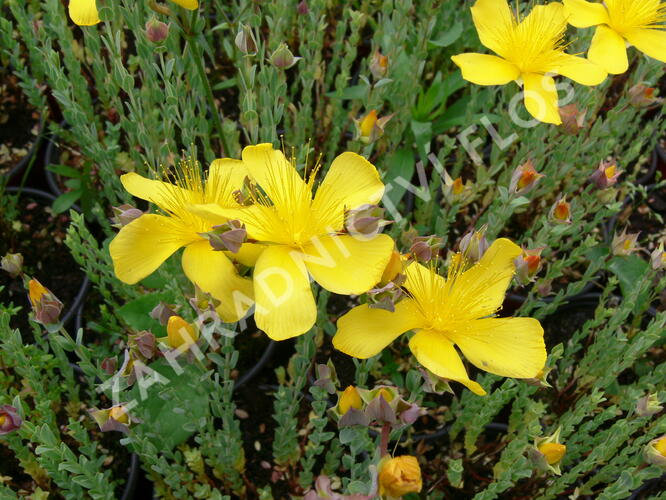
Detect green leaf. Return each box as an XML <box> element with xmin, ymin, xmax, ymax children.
<box><xmin>47</xmin><ymin>163</ymin><xmax>81</xmax><ymax>178</ymax></box>
<box><xmin>325</xmin><ymin>84</ymin><xmax>368</xmax><ymax>100</ymax></box>
<box><xmin>608</xmin><ymin>255</ymin><xmax>650</xmax><ymax>306</ymax></box>
<box><xmin>382</xmin><ymin>148</ymin><xmax>415</xmax><ymax>206</ymax></box>
<box><xmin>116</xmin><ymin>292</ymin><xmax>173</xmax><ymax>336</ymax></box>
<box><xmin>428</xmin><ymin>22</ymin><xmax>463</xmax><ymax>48</ymax></box>
<box><xmin>51</xmin><ymin>190</ymin><xmax>81</xmax><ymax>214</ymax></box>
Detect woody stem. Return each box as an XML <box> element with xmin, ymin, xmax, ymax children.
<box><xmin>380</xmin><ymin>422</ymin><xmax>391</xmax><ymax>457</ymax></box>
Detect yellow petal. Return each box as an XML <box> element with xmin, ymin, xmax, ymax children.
<box><xmin>241</xmin><ymin>144</ymin><xmax>309</xmax><ymax>210</ymax></box>
<box><xmin>562</xmin><ymin>0</ymin><xmax>609</xmax><ymax>27</ymax></box>
<box><xmin>624</xmin><ymin>28</ymin><xmax>666</xmax><ymax>64</ymax></box>
<box><xmin>301</xmin><ymin>233</ymin><xmax>394</xmax><ymax>295</ymax></box>
<box><xmin>333</xmin><ymin>299</ymin><xmax>425</xmax><ymax>359</ymax></box>
<box><xmin>449</xmin><ymin>238</ymin><xmax>522</xmax><ymax>319</ymax></box>
<box><xmin>448</xmin><ymin>317</ymin><xmax>546</xmax><ymax>378</ymax></box>
<box><xmin>181</xmin><ymin>240</ymin><xmax>254</xmax><ymax>323</ymax></box>
<box><xmin>408</xmin><ymin>330</ymin><xmax>486</xmax><ymax>396</ymax></box>
<box><xmin>403</xmin><ymin>261</ymin><xmax>446</xmax><ymax>305</ymax></box>
<box><xmin>253</xmin><ymin>245</ymin><xmax>316</xmax><ymax>340</ymax></box>
<box><xmin>205</xmin><ymin>158</ymin><xmax>249</xmax><ymax>206</ymax></box>
<box><xmin>109</xmin><ymin>214</ymin><xmax>193</xmax><ymax>284</ymax></box>
<box><xmin>588</xmin><ymin>25</ymin><xmax>628</xmax><ymax>74</ymax></box>
<box><xmin>121</xmin><ymin>172</ymin><xmax>190</xmax><ymax>212</ymax></box>
<box><xmin>553</xmin><ymin>54</ymin><xmax>607</xmax><ymax>85</ymax></box>
<box><xmin>170</xmin><ymin>0</ymin><xmax>198</xmax><ymax>9</ymax></box>
<box><xmin>451</xmin><ymin>54</ymin><xmax>520</xmax><ymax>85</ymax></box>
<box><xmin>518</xmin><ymin>3</ymin><xmax>568</xmax><ymax>42</ymax></box>
<box><xmin>523</xmin><ymin>73</ymin><xmax>562</xmax><ymax>125</ymax></box>
<box><xmin>227</xmin><ymin>242</ymin><xmax>266</xmax><ymax>267</ymax></box>
<box><xmin>470</xmin><ymin>0</ymin><xmax>515</xmax><ymax>57</ymax></box>
<box><xmin>68</xmin><ymin>0</ymin><xmax>100</xmax><ymax>26</ymax></box>
<box><xmin>311</xmin><ymin>152</ymin><xmax>385</xmax><ymax>231</ymax></box>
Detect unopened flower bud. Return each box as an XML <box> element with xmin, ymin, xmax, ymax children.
<box><xmin>0</xmin><ymin>405</ymin><xmax>22</xmax><ymax>435</ymax></box>
<box><xmin>531</xmin><ymin>427</ymin><xmax>565</xmax><ymax>474</ymax></box>
<box><xmin>28</xmin><ymin>278</ymin><xmax>63</xmax><ymax>326</ymax></box>
<box><xmin>636</xmin><ymin>393</ymin><xmax>663</xmax><ymax>417</ymax></box>
<box><xmin>611</xmin><ymin>228</ymin><xmax>639</xmax><ymax>256</ymax></box>
<box><xmin>270</xmin><ymin>43</ymin><xmax>300</xmax><ymax>69</ymax></box>
<box><xmin>111</xmin><ymin>204</ymin><xmax>144</xmax><ymax>228</ymax></box>
<box><xmin>198</xmin><ymin>220</ymin><xmax>247</xmax><ymax>253</ymax></box>
<box><xmin>145</xmin><ymin>18</ymin><xmax>169</xmax><ymax>43</ymax></box>
<box><xmin>378</xmin><ymin>456</ymin><xmax>422</xmax><ymax>497</ymax></box>
<box><xmin>524</xmin><ymin>366</ymin><xmax>553</xmax><ymax>388</ymax></box>
<box><xmin>355</xmin><ymin>110</ymin><xmax>393</xmax><ymax>143</ymax></box>
<box><xmin>234</xmin><ymin>24</ymin><xmax>257</xmax><ymax>55</ymax></box>
<box><xmin>589</xmin><ymin>159</ymin><xmax>621</xmax><ymax>189</ymax></box>
<box><xmin>442</xmin><ymin>170</ymin><xmax>472</xmax><ymax>203</ymax></box>
<box><xmin>1</xmin><ymin>252</ymin><xmax>23</xmax><ymax>278</ymax></box>
<box><xmin>628</xmin><ymin>84</ymin><xmax>663</xmax><ymax>108</ymax></box>
<box><xmin>514</xmin><ymin>247</ymin><xmax>545</xmax><ymax>285</ymax></box>
<box><xmin>510</xmin><ymin>159</ymin><xmax>543</xmax><ymax>195</ymax></box>
<box><xmin>369</xmin><ymin>50</ymin><xmax>389</xmax><ymax>79</ymax></box>
<box><xmin>338</xmin><ymin>386</ymin><xmax>363</xmax><ymax>415</ymax></box>
<box><xmin>650</xmin><ymin>242</ymin><xmax>665</xmax><ymax>270</ymax></box>
<box><xmin>410</xmin><ymin>235</ymin><xmax>443</xmax><ymax>263</ymax></box>
<box><xmin>368</xmin><ymin>281</ymin><xmax>404</xmax><ymax>312</ymax></box>
<box><xmin>296</xmin><ymin>0</ymin><xmax>309</xmax><ymax>15</ymax></box>
<box><xmin>166</xmin><ymin>315</ymin><xmax>199</xmax><ymax>349</ymax></box>
<box><xmin>549</xmin><ymin>196</ymin><xmax>571</xmax><ymax>224</ymax></box>
<box><xmin>89</xmin><ymin>404</ymin><xmax>132</xmax><ymax>433</ymax></box>
<box><xmin>459</xmin><ymin>225</ymin><xmax>489</xmax><ymax>263</ymax></box>
<box><xmin>537</xmin><ymin>279</ymin><xmax>553</xmax><ymax>297</ymax></box>
<box><xmin>644</xmin><ymin>436</ymin><xmax>666</xmax><ymax>468</ymax></box>
<box><xmin>559</xmin><ymin>103</ymin><xmax>586</xmax><ymax>135</ymax></box>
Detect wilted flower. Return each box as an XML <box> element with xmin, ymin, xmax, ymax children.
<box><xmin>367</xmin><ymin>281</ymin><xmax>404</xmax><ymax>312</ymax></box>
<box><xmin>166</xmin><ymin>315</ymin><xmax>199</xmax><ymax>350</ymax></box>
<box><xmin>270</xmin><ymin>43</ymin><xmax>300</xmax><ymax>69</ymax></box>
<box><xmin>611</xmin><ymin>228</ymin><xmax>639</xmax><ymax>256</ymax></box>
<box><xmin>145</xmin><ymin>18</ymin><xmax>169</xmax><ymax>43</ymax></box>
<box><xmin>28</xmin><ymin>278</ymin><xmax>63</xmax><ymax>327</ymax></box>
<box><xmin>514</xmin><ymin>247</ymin><xmax>545</xmax><ymax>285</ymax></box>
<box><xmin>531</xmin><ymin>427</ymin><xmax>566</xmax><ymax>474</ymax></box>
<box><xmin>589</xmin><ymin>159</ymin><xmax>621</xmax><ymax>189</ymax></box>
<box><xmin>628</xmin><ymin>84</ymin><xmax>663</xmax><ymax>108</ymax></box>
<box><xmin>89</xmin><ymin>404</ymin><xmax>133</xmax><ymax>433</ymax></box>
<box><xmin>651</xmin><ymin>242</ymin><xmax>665</xmax><ymax>270</ymax></box>
<box><xmin>369</xmin><ymin>50</ymin><xmax>389</xmax><ymax>79</ymax></box>
<box><xmin>354</xmin><ymin>110</ymin><xmax>393</xmax><ymax>143</ymax></box>
<box><xmin>111</xmin><ymin>204</ymin><xmax>144</xmax><ymax>228</ymax></box>
<box><xmin>1</xmin><ymin>252</ymin><xmax>23</xmax><ymax>278</ymax></box>
<box><xmin>129</xmin><ymin>330</ymin><xmax>157</xmax><ymax>360</ymax></box>
<box><xmin>313</xmin><ymin>362</ymin><xmax>338</xmax><ymax>395</ymax></box>
<box><xmin>644</xmin><ymin>435</ymin><xmax>666</xmax><ymax>468</ymax></box>
<box><xmin>0</xmin><ymin>405</ymin><xmax>22</xmax><ymax>435</ymax></box>
<box><xmin>235</xmin><ymin>24</ymin><xmax>257</xmax><ymax>55</ymax></box>
<box><xmin>509</xmin><ymin>160</ymin><xmax>544</xmax><ymax>195</ymax></box>
<box><xmin>378</xmin><ymin>456</ymin><xmax>422</xmax><ymax>498</ymax></box>
<box><xmin>550</xmin><ymin>196</ymin><xmax>572</xmax><ymax>224</ymax></box>
<box><xmin>442</xmin><ymin>170</ymin><xmax>472</xmax><ymax>204</ymax></box>
<box><xmin>150</xmin><ymin>301</ymin><xmax>177</xmax><ymax>326</ymax></box>
<box><xmin>333</xmin><ymin>385</ymin><xmax>422</xmax><ymax>429</ymax></box>
<box><xmin>559</xmin><ymin>103</ymin><xmax>587</xmax><ymax>135</ymax></box>
<box><xmin>304</xmin><ymin>474</ymin><xmax>376</xmax><ymax>500</ymax></box>
<box><xmin>458</xmin><ymin>225</ymin><xmax>490</xmax><ymax>263</ymax></box>
<box><xmin>636</xmin><ymin>393</ymin><xmax>663</xmax><ymax>417</ymax></box>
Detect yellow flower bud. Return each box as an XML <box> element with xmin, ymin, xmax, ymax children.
<box><xmin>379</xmin><ymin>455</ymin><xmax>422</xmax><ymax>497</ymax></box>
<box><xmin>376</xmin><ymin>387</ymin><xmax>394</xmax><ymax>403</ymax></box>
<box><xmin>109</xmin><ymin>405</ymin><xmax>129</xmax><ymax>425</ymax></box>
<box><xmin>167</xmin><ymin>315</ymin><xmax>199</xmax><ymax>349</ymax></box>
<box><xmin>359</xmin><ymin>110</ymin><xmax>378</xmax><ymax>139</ymax></box>
<box><xmin>538</xmin><ymin>443</ymin><xmax>567</xmax><ymax>465</ymax></box>
<box><xmin>28</xmin><ymin>279</ymin><xmax>49</xmax><ymax>307</ymax></box>
<box><xmin>338</xmin><ymin>386</ymin><xmax>363</xmax><ymax>414</ymax></box>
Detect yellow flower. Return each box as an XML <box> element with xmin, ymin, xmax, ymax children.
<box><xmin>563</xmin><ymin>0</ymin><xmax>666</xmax><ymax>74</ymax></box>
<box><xmin>333</xmin><ymin>239</ymin><xmax>546</xmax><ymax>395</ymax></box>
<box><xmin>539</xmin><ymin>443</ymin><xmax>567</xmax><ymax>465</ymax></box>
<box><xmin>452</xmin><ymin>0</ymin><xmax>607</xmax><ymax>124</ymax></box>
<box><xmin>108</xmin><ymin>159</ymin><xmax>256</xmax><ymax>323</ymax></box>
<box><xmin>378</xmin><ymin>455</ymin><xmax>422</xmax><ymax>498</ymax></box>
<box><xmin>68</xmin><ymin>0</ymin><xmax>198</xmax><ymax>26</ymax></box>
<box><xmin>189</xmin><ymin>144</ymin><xmax>393</xmax><ymax>341</ymax></box>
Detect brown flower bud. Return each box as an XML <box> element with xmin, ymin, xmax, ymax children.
<box><xmin>111</xmin><ymin>204</ymin><xmax>144</xmax><ymax>228</ymax></box>
<box><xmin>145</xmin><ymin>18</ymin><xmax>169</xmax><ymax>43</ymax></box>
<box><xmin>28</xmin><ymin>278</ymin><xmax>63</xmax><ymax>326</ymax></box>
<box><xmin>0</xmin><ymin>405</ymin><xmax>22</xmax><ymax>435</ymax></box>
<box><xmin>234</xmin><ymin>24</ymin><xmax>257</xmax><ymax>55</ymax></box>
<box><xmin>369</xmin><ymin>50</ymin><xmax>389</xmax><ymax>79</ymax></box>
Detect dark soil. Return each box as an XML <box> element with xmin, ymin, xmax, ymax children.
<box><xmin>0</xmin><ymin>190</ymin><xmax>85</xmax><ymax>337</ymax></box>
<box><xmin>0</xmin><ymin>73</ymin><xmax>39</xmax><ymax>175</ymax></box>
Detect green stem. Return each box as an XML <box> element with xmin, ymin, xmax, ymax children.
<box><xmin>184</xmin><ymin>15</ymin><xmax>232</xmax><ymax>156</ymax></box>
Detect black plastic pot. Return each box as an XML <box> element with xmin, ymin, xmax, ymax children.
<box><xmin>2</xmin><ymin>118</ymin><xmax>44</xmax><ymax>184</ymax></box>
<box><xmin>4</xmin><ymin>186</ymin><xmax>89</xmax><ymax>325</ymax></box>
<box><xmin>44</xmin><ymin>134</ymin><xmax>64</xmax><ymax>196</ymax></box>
